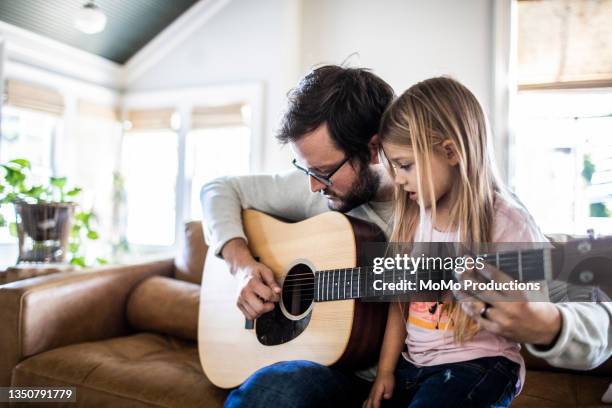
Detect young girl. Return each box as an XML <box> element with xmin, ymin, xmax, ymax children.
<box><xmin>364</xmin><ymin>77</ymin><xmax>546</xmax><ymax>408</ymax></box>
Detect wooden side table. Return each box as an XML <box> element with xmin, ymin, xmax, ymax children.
<box><xmin>0</xmin><ymin>264</ymin><xmax>74</xmax><ymax>285</ymax></box>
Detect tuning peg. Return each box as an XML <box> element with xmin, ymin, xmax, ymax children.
<box><xmin>587</xmin><ymin>228</ymin><xmax>595</xmax><ymax>240</ymax></box>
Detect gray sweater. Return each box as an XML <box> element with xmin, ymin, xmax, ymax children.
<box><xmin>200</xmin><ymin>170</ymin><xmax>612</xmax><ymax>372</ymax></box>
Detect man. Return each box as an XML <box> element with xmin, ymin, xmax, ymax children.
<box><xmin>201</xmin><ymin>65</ymin><xmax>612</xmax><ymax>407</ymax></box>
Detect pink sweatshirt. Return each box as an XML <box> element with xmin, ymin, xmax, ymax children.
<box><xmin>404</xmin><ymin>193</ymin><xmax>548</xmax><ymax>392</ymax></box>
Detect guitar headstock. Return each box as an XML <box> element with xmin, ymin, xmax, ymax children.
<box><xmin>550</xmin><ymin>236</ymin><xmax>612</xmax><ymax>294</ymax></box>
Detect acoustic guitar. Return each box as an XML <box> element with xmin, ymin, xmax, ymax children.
<box><xmin>199</xmin><ymin>210</ymin><xmax>612</xmax><ymax>388</ymax></box>
<box><xmin>198</xmin><ymin>209</ymin><xmax>388</xmax><ymax>389</ymax></box>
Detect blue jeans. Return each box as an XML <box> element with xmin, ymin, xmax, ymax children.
<box><xmin>224</xmin><ymin>360</ymin><xmax>370</xmax><ymax>408</ymax></box>
<box><xmin>391</xmin><ymin>356</ymin><xmax>520</xmax><ymax>408</ymax></box>
<box><xmin>224</xmin><ymin>357</ymin><xmax>519</xmax><ymax>408</ymax></box>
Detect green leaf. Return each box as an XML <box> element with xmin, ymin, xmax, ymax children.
<box><xmin>590</xmin><ymin>202</ymin><xmax>610</xmax><ymax>217</ymax></box>
<box><xmin>66</xmin><ymin>187</ymin><xmax>82</xmax><ymax>197</ymax></box>
<box><xmin>70</xmin><ymin>225</ymin><xmax>81</xmax><ymax>237</ymax></box>
<box><xmin>2</xmin><ymin>166</ymin><xmax>26</xmax><ymax>187</ymax></box>
<box><xmin>74</xmin><ymin>211</ymin><xmax>89</xmax><ymax>224</ymax></box>
<box><xmin>68</xmin><ymin>242</ymin><xmax>80</xmax><ymax>254</ymax></box>
<box><xmin>50</xmin><ymin>176</ymin><xmax>67</xmax><ymax>189</ymax></box>
<box><xmin>96</xmin><ymin>257</ymin><xmax>108</xmax><ymax>265</ymax></box>
<box><xmin>75</xmin><ymin>212</ymin><xmax>91</xmax><ymax>225</ymax></box>
<box><xmin>9</xmin><ymin>159</ymin><xmax>31</xmax><ymax>169</ymax></box>
<box><xmin>70</xmin><ymin>256</ymin><xmax>87</xmax><ymax>267</ymax></box>
<box><xmin>86</xmin><ymin>230</ymin><xmax>99</xmax><ymax>240</ymax></box>
<box><xmin>1</xmin><ymin>193</ymin><xmax>17</xmax><ymax>204</ymax></box>
<box><xmin>582</xmin><ymin>155</ymin><xmax>596</xmax><ymax>183</ymax></box>
<box><xmin>9</xmin><ymin>222</ymin><xmax>17</xmax><ymax>237</ymax></box>
<box><xmin>0</xmin><ymin>213</ymin><xmax>6</xmax><ymax>228</ymax></box>
<box><xmin>25</xmin><ymin>185</ymin><xmax>45</xmax><ymax>200</ymax></box>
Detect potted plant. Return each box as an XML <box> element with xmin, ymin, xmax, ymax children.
<box><xmin>0</xmin><ymin>158</ymin><xmax>104</xmax><ymax>266</ymax></box>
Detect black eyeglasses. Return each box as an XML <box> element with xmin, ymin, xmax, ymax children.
<box><xmin>292</xmin><ymin>157</ymin><xmax>349</xmax><ymax>187</ymax></box>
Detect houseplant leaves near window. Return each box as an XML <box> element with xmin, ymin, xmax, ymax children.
<box><xmin>0</xmin><ymin>158</ymin><xmax>106</xmax><ymax>266</ymax></box>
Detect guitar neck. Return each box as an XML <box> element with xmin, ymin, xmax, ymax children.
<box><xmin>313</xmin><ymin>247</ymin><xmax>553</xmax><ymax>302</ymax></box>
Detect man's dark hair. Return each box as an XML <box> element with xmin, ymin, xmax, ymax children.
<box><xmin>276</xmin><ymin>65</ymin><xmax>395</xmax><ymax>165</ymax></box>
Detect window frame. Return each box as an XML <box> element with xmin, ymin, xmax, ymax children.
<box><xmin>510</xmin><ymin>88</ymin><xmax>612</xmax><ymax>235</ymax></box>
<box><xmin>0</xmin><ymin>105</ymin><xmax>62</xmax><ymax>259</ymax></box>
<box><xmin>0</xmin><ymin>38</ymin><xmax>121</xmax><ymax>267</ymax></box>
<box><xmin>0</xmin><ymin>79</ymin><xmax>263</xmax><ymax>263</ymax></box>
<box><xmin>120</xmin><ymin>82</ymin><xmax>264</xmax><ymax>252</ymax></box>
<box><xmin>504</xmin><ymin>0</ymin><xmax>612</xmax><ymax>235</ymax></box>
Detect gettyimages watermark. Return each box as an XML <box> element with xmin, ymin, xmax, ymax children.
<box><xmin>352</xmin><ymin>240</ymin><xmax>612</xmax><ymax>302</ymax></box>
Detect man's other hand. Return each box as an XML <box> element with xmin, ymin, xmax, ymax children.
<box><xmin>235</xmin><ymin>261</ymin><xmax>281</xmax><ymax>320</ymax></box>
<box><xmin>221</xmin><ymin>238</ymin><xmax>281</xmax><ymax>320</ymax></box>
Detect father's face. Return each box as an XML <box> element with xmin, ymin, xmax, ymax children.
<box><xmin>290</xmin><ymin>124</ymin><xmax>380</xmax><ymax>212</ymax></box>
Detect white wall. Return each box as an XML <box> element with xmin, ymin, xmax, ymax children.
<box><xmin>0</xmin><ymin>21</ymin><xmax>121</xmax><ymax>90</ymax></box>
<box><xmin>128</xmin><ymin>0</ymin><xmax>495</xmax><ymax>173</ymax></box>
<box><xmin>1</xmin><ymin>0</ymin><xmax>496</xmax><ymax>174</ymax></box>
<box><xmin>300</xmin><ymin>0</ymin><xmax>493</xmax><ymax>115</ymax></box>
<box><xmin>128</xmin><ymin>0</ymin><xmax>301</xmax><ymax>172</ymax></box>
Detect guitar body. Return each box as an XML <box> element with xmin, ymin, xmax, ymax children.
<box><xmin>198</xmin><ymin>210</ymin><xmax>388</xmax><ymax>389</ymax></box>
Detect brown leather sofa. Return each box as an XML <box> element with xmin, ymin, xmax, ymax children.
<box><xmin>0</xmin><ymin>222</ymin><xmax>228</xmax><ymax>407</ymax></box>
<box><xmin>0</xmin><ymin>222</ymin><xmax>610</xmax><ymax>407</ymax></box>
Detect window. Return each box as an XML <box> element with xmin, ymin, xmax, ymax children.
<box><xmin>0</xmin><ymin>106</ymin><xmax>57</xmax><ymax>181</ymax></box>
<box><xmin>0</xmin><ymin>79</ymin><xmax>256</xmax><ymax>262</ymax></box>
<box><xmin>0</xmin><ymin>106</ymin><xmax>60</xmax><ymax>243</ymax></box>
<box><xmin>186</xmin><ymin>125</ymin><xmax>250</xmax><ymax>220</ymax></box>
<box><xmin>119</xmin><ymin>103</ymin><xmax>252</xmax><ymax>250</ymax></box>
<box><xmin>512</xmin><ymin>92</ymin><xmax>612</xmax><ymax>235</ymax></box>
<box><xmin>517</xmin><ymin>0</ymin><xmax>612</xmax><ymax>89</ymax></box>
<box><xmin>121</xmin><ymin>129</ymin><xmax>178</xmax><ymax>247</ymax></box>
<box><xmin>511</xmin><ymin>0</ymin><xmax>612</xmax><ymax>235</ymax></box>
<box><xmin>64</xmin><ymin>102</ymin><xmax>122</xmax><ymax>255</ymax></box>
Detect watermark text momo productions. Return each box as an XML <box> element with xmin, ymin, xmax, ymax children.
<box><xmin>370</xmin><ymin>254</ymin><xmax>542</xmax><ymax>292</ymax></box>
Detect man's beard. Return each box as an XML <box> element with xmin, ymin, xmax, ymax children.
<box><xmin>323</xmin><ymin>164</ymin><xmax>380</xmax><ymax>213</ymax></box>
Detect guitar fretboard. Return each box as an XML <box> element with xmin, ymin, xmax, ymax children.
<box><xmin>313</xmin><ymin>248</ymin><xmax>551</xmax><ymax>302</ymax></box>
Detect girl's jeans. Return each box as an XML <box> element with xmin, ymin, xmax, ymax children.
<box><xmin>391</xmin><ymin>355</ymin><xmax>520</xmax><ymax>408</ymax></box>
<box><xmin>224</xmin><ymin>356</ymin><xmax>519</xmax><ymax>408</ymax></box>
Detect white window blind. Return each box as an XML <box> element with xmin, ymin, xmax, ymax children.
<box><xmin>3</xmin><ymin>79</ymin><xmax>64</xmax><ymax>116</ymax></box>
<box><xmin>191</xmin><ymin>103</ymin><xmax>246</xmax><ymax>129</ymax></box>
<box><xmin>126</xmin><ymin>108</ymin><xmax>174</xmax><ymax>131</ymax></box>
<box><xmin>78</xmin><ymin>100</ymin><xmax>119</xmax><ymax>122</ymax></box>
<box><xmin>518</xmin><ymin>0</ymin><xmax>612</xmax><ymax>90</ymax></box>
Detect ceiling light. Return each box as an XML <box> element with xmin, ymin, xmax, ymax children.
<box><xmin>74</xmin><ymin>1</ymin><xmax>107</xmax><ymax>34</ymax></box>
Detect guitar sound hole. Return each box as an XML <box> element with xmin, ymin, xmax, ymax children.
<box><xmin>281</xmin><ymin>263</ymin><xmax>315</xmax><ymax>318</ymax></box>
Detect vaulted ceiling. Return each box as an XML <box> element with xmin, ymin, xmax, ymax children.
<box><xmin>0</xmin><ymin>0</ymin><xmax>200</xmax><ymax>64</ymax></box>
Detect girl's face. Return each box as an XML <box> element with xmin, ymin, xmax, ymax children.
<box><xmin>383</xmin><ymin>141</ymin><xmax>458</xmax><ymax>208</ymax></box>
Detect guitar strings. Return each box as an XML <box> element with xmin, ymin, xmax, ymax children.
<box><xmin>280</xmin><ymin>257</ymin><xmax>546</xmax><ymax>280</ymax></box>
<box><xmin>280</xmin><ymin>259</ymin><xmax>546</xmax><ymax>291</ymax></box>
<box><xmin>281</xmin><ymin>257</ymin><xmax>545</xmax><ymax>279</ymax></box>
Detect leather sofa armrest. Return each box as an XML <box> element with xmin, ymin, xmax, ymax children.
<box><xmin>0</xmin><ymin>259</ymin><xmax>174</xmax><ymax>386</ymax></box>
<box><xmin>127</xmin><ymin>276</ymin><xmax>200</xmax><ymax>341</ymax></box>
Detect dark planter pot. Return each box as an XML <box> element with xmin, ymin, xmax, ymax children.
<box><xmin>14</xmin><ymin>201</ymin><xmax>76</xmax><ymax>263</ymax></box>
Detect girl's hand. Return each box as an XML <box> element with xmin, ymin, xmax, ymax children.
<box><xmin>363</xmin><ymin>371</ymin><xmax>395</xmax><ymax>408</ymax></box>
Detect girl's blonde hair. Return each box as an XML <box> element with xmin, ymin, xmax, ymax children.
<box><xmin>379</xmin><ymin>77</ymin><xmax>503</xmax><ymax>343</ymax></box>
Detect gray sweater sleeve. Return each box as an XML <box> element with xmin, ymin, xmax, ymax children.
<box><xmin>525</xmin><ymin>282</ymin><xmax>612</xmax><ymax>370</ymax></box>
<box><xmin>525</xmin><ymin>301</ymin><xmax>612</xmax><ymax>370</ymax></box>
<box><xmin>200</xmin><ymin>170</ymin><xmax>328</xmax><ymax>257</ymax></box>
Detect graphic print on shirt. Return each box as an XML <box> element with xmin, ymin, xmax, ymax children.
<box><xmin>408</xmin><ymin>302</ymin><xmax>452</xmax><ymax>331</ymax></box>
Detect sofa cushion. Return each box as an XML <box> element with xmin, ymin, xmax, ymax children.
<box><xmin>12</xmin><ymin>333</ymin><xmax>227</xmax><ymax>408</ymax></box>
<box><xmin>127</xmin><ymin>276</ymin><xmax>200</xmax><ymax>341</ymax></box>
<box><xmin>174</xmin><ymin>221</ymin><xmax>207</xmax><ymax>284</ymax></box>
